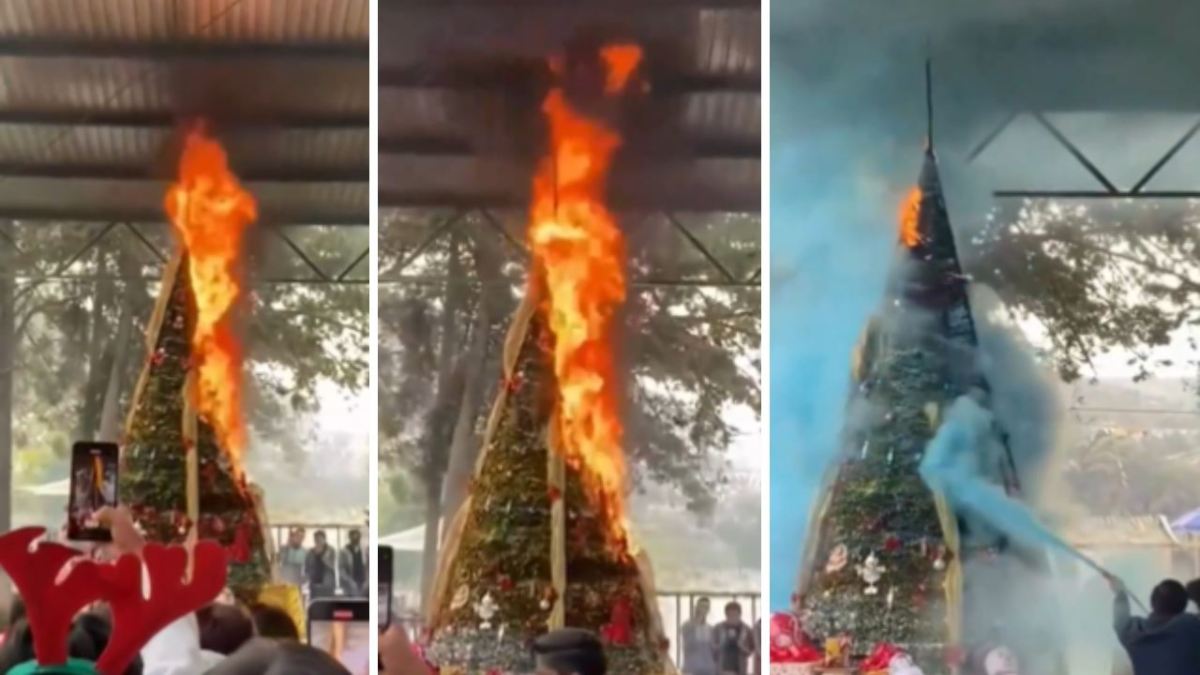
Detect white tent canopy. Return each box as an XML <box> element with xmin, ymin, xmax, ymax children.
<box><xmin>379</xmin><ymin>521</ymin><xmax>441</xmax><ymax>552</ymax></box>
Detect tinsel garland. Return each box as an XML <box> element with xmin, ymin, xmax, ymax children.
<box><xmin>120</xmin><ymin>259</ymin><xmax>270</xmax><ymax>601</ymax></box>
<box><xmin>429</xmin><ymin>314</ymin><xmax>664</xmax><ymax>674</ymax></box>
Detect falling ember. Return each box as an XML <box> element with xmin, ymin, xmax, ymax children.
<box><xmin>165</xmin><ymin>126</ymin><xmax>256</xmax><ymax>472</ymax></box>
<box><xmin>528</xmin><ymin>43</ymin><xmax>642</xmax><ymax>546</ymax></box>
<box><xmin>899</xmin><ymin>186</ymin><xmax>922</xmax><ymax>248</ymax></box>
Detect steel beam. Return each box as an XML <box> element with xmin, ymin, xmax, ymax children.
<box><xmin>994</xmin><ymin>191</ymin><xmax>1200</xmax><ymax>199</ymax></box>
<box><xmin>0</xmin><ymin>40</ymin><xmax>367</xmax><ymax>60</ymax></box>
<box><xmin>0</xmin><ymin>164</ymin><xmax>367</xmax><ymax>183</ymax></box>
<box><xmin>0</xmin><ymin>110</ymin><xmax>366</xmax><ymax>129</ymax></box>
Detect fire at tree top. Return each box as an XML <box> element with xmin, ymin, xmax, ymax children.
<box><xmin>528</xmin><ymin>43</ymin><xmax>644</xmax><ymax>549</ymax></box>
<box><xmin>164</xmin><ymin>125</ymin><xmax>257</xmax><ymax>473</ymax></box>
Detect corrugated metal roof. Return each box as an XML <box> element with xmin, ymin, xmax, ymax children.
<box><xmin>379</xmin><ymin>0</ymin><xmax>760</xmax><ymax>213</ymax></box>
<box><xmin>0</xmin><ymin>0</ymin><xmax>368</xmax><ymax>44</ymax></box>
<box><xmin>0</xmin><ymin>1</ymin><xmax>368</xmax><ymax>225</ymax></box>
<box><xmin>0</xmin><ymin>57</ymin><xmax>367</xmax><ymax>118</ymax></box>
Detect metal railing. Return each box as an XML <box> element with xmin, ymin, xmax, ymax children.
<box><xmin>389</xmin><ymin>589</ymin><xmax>762</xmax><ymax>668</ymax></box>
<box><xmin>268</xmin><ymin>522</ymin><xmax>367</xmax><ymax>598</ymax></box>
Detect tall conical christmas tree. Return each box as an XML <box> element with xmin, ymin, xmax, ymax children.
<box><xmin>425</xmin><ymin>294</ymin><xmax>668</xmax><ymax>675</ymax></box>
<box><xmin>120</xmin><ymin>129</ymin><xmax>270</xmax><ymax>599</ymax></box>
<box><xmin>796</xmin><ymin>138</ymin><xmax>1036</xmax><ymax>671</ymax></box>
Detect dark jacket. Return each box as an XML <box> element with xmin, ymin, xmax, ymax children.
<box><xmin>1114</xmin><ymin>591</ymin><xmax>1200</xmax><ymax>675</ymax></box>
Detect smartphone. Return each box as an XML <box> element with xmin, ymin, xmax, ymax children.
<box><xmin>66</xmin><ymin>441</ymin><xmax>119</xmax><ymax>542</ymax></box>
<box><xmin>307</xmin><ymin>599</ymin><xmax>369</xmax><ymax>675</ymax></box>
<box><xmin>378</xmin><ymin>545</ymin><xmax>393</xmax><ymax>631</ymax></box>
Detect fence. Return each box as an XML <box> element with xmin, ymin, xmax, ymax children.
<box><xmin>392</xmin><ymin>589</ymin><xmax>762</xmax><ymax>668</ymax></box>
<box><xmin>268</xmin><ymin>522</ymin><xmax>367</xmax><ymax>596</ymax></box>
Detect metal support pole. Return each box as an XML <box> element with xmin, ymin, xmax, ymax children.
<box><xmin>0</xmin><ymin>224</ymin><xmax>13</xmax><ymax>609</ymax></box>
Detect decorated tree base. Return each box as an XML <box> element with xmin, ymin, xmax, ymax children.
<box><xmin>424</xmin><ymin>294</ymin><xmax>671</xmax><ymax>675</ymax></box>
<box><xmin>120</xmin><ymin>253</ymin><xmax>270</xmax><ymax>600</ymax></box>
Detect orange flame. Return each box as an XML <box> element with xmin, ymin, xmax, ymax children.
<box><xmin>528</xmin><ymin>44</ymin><xmax>642</xmax><ymax>546</ymax></box>
<box><xmin>165</xmin><ymin>126</ymin><xmax>256</xmax><ymax>472</ymax></box>
<box><xmin>899</xmin><ymin>186</ymin><xmax>922</xmax><ymax>248</ymax></box>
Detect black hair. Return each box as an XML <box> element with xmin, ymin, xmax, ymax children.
<box><xmin>0</xmin><ymin>612</ymin><xmax>143</xmax><ymax>675</ymax></box>
<box><xmin>1150</xmin><ymin>579</ymin><xmax>1189</xmax><ymax>616</ymax></box>
<box><xmin>248</xmin><ymin>603</ymin><xmax>300</xmax><ymax>641</ymax></box>
<box><xmin>533</xmin><ymin>628</ymin><xmax>606</xmax><ymax>675</ymax></box>
<box><xmin>206</xmin><ymin>639</ymin><xmax>350</xmax><ymax>675</ymax></box>
<box><xmin>725</xmin><ymin>601</ymin><xmax>742</xmax><ymax>615</ymax></box>
<box><xmin>197</xmin><ymin>602</ymin><xmax>255</xmax><ymax>655</ymax></box>
<box><xmin>264</xmin><ymin>642</ymin><xmax>351</xmax><ymax>675</ymax></box>
<box><xmin>1186</xmin><ymin>579</ymin><xmax>1200</xmax><ymax>609</ymax></box>
<box><xmin>314</xmin><ymin>530</ymin><xmax>327</xmax><ymax>541</ymax></box>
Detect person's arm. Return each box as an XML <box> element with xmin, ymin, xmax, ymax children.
<box><xmin>380</xmin><ymin>625</ymin><xmax>433</xmax><ymax>674</ymax></box>
<box><xmin>1109</xmin><ymin>576</ymin><xmax>1138</xmax><ymax>646</ymax></box>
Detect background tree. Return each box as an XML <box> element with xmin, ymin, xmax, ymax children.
<box><xmin>968</xmin><ymin>199</ymin><xmax>1200</xmax><ymax>383</ymax></box>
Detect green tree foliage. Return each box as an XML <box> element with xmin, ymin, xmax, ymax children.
<box><xmin>967</xmin><ymin>199</ymin><xmax>1200</xmax><ymax>383</ymax></box>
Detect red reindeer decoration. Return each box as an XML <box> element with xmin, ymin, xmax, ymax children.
<box><xmin>0</xmin><ymin>527</ymin><xmax>226</xmax><ymax>675</ymax></box>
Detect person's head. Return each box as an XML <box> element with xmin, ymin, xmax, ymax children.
<box><xmin>288</xmin><ymin>528</ymin><xmax>305</xmax><ymax>546</ymax></box>
<box><xmin>693</xmin><ymin>597</ymin><xmax>710</xmax><ymax>620</ymax></box>
<box><xmin>533</xmin><ymin>628</ymin><xmax>606</xmax><ymax>675</ymax></box>
<box><xmin>1150</xmin><ymin>579</ymin><xmax>1190</xmax><ymax>616</ymax></box>
<box><xmin>197</xmin><ymin>602</ymin><xmax>255</xmax><ymax>655</ymax></box>
<box><xmin>724</xmin><ymin>601</ymin><xmax>742</xmax><ymax>622</ymax></box>
<box><xmin>263</xmin><ymin>642</ymin><xmax>350</xmax><ymax>675</ymax></box>
<box><xmin>248</xmin><ymin>603</ymin><xmax>300</xmax><ymax>641</ymax></box>
<box><xmin>314</xmin><ymin>530</ymin><xmax>327</xmax><ymax>547</ymax></box>
<box><xmin>348</xmin><ymin>529</ymin><xmax>361</xmax><ymax>546</ymax></box>
<box><xmin>1186</xmin><ymin>579</ymin><xmax>1200</xmax><ymax>610</ymax></box>
<box><xmin>0</xmin><ymin>612</ymin><xmax>143</xmax><ymax>675</ymax></box>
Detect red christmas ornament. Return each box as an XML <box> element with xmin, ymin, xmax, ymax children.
<box><xmin>599</xmin><ymin>596</ymin><xmax>633</xmax><ymax>646</ymax></box>
<box><xmin>225</xmin><ymin>523</ymin><xmax>252</xmax><ymax>564</ymax></box>
<box><xmin>497</xmin><ymin>574</ymin><xmax>514</xmax><ymax>592</ymax></box>
<box><xmin>884</xmin><ymin>535</ymin><xmax>902</xmax><ymax>552</ymax></box>
<box><xmin>547</xmin><ymin>486</ymin><xmax>562</xmax><ymax>503</ymax></box>
<box><xmin>151</xmin><ymin>349</ymin><xmax>167</xmax><ymax>366</ymax></box>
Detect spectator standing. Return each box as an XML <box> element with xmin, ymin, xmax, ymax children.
<box><xmin>713</xmin><ymin>601</ymin><xmax>753</xmax><ymax>675</ymax></box>
<box><xmin>681</xmin><ymin>597</ymin><xmax>716</xmax><ymax>675</ymax></box>
<box><xmin>305</xmin><ymin>530</ymin><xmax>337</xmax><ymax>599</ymax></box>
<box><xmin>339</xmin><ymin>529</ymin><xmax>368</xmax><ymax>597</ymax></box>
<box><xmin>277</xmin><ymin>527</ymin><xmax>307</xmax><ymax>586</ymax></box>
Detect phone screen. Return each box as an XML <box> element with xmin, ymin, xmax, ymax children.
<box><xmin>378</xmin><ymin>545</ymin><xmax>393</xmax><ymax>630</ymax></box>
<box><xmin>67</xmin><ymin>441</ymin><xmax>118</xmax><ymax>541</ymax></box>
<box><xmin>308</xmin><ymin>603</ymin><xmax>369</xmax><ymax>675</ymax></box>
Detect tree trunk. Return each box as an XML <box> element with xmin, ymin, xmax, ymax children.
<box><xmin>98</xmin><ymin>249</ymin><xmax>139</xmax><ymax>442</ymax></box>
<box><xmin>418</xmin><ymin>233</ymin><xmax>466</xmax><ymax>605</ymax></box>
<box><xmin>419</xmin><ymin>470</ymin><xmax>443</xmax><ymax>610</ymax></box>
<box><xmin>440</xmin><ymin>302</ymin><xmax>491</xmax><ymax>520</ymax></box>
<box><xmin>98</xmin><ymin>300</ymin><xmax>134</xmax><ymax>442</ymax></box>
<box><xmin>77</xmin><ymin>251</ymin><xmax>115</xmax><ymax>441</ymax></box>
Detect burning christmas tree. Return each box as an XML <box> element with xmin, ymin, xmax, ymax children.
<box><xmin>424</xmin><ymin>42</ymin><xmax>670</xmax><ymax>675</ymax></box>
<box><xmin>120</xmin><ymin>127</ymin><xmax>270</xmax><ymax>599</ymax></box>
<box><xmin>795</xmin><ymin>140</ymin><xmax>1024</xmax><ymax>671</ymax></box>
